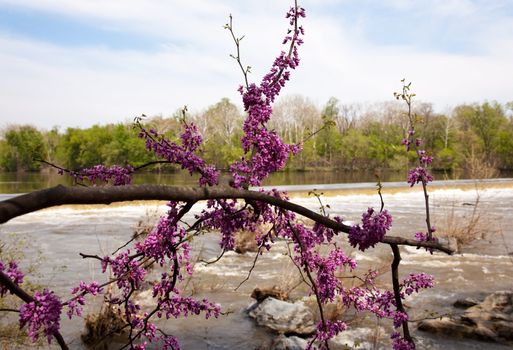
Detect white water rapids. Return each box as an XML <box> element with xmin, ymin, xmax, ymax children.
<box><xmin>1</xmin><ymin>180</ymin><xmax>512</xmax><ymax>349</ymax></box>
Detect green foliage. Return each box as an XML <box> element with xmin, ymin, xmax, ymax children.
<box><xmin>493</xmin><ymin>128</ymin><xmax>513</xmax><ymax>169</ymax></box>
<box><xmin>55</xmin><ymin>124</ymin><xmax>153</xmax><ymax>169</ymax></box>
<box><xmin>2</xmin><ymin>99</ymin><xmax>513</xmax><ymax>173</ymax></box>
<box><xmin>453</xmin><ymin>101</ymin><xmax>508</xmax><ymax>165</ymax></box>
<box><xmin>0</xmin><ymin>126</ymin><xmax>46</xmax><ymax>171</ymax></box>
<box><xmin>435</xmin><ymin>148</ymin><xmax>459</xmax><ymax>170</ymax></box>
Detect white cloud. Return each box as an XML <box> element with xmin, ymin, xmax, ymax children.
<box><xmin>0</xmin><ymin>0</ymin><xmax>512</xmax><ymax>129</ymax></box>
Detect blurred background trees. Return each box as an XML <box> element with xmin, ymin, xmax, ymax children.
<box><xmin>1</xmin><ymin>97</ymin><xmax>512</xmax><ymax>175</ymax></box>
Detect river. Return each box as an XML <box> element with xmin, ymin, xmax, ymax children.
<box><xmin>0</xmin><ymin>176</ymin><xmax>512</xmax><ymax>349</ymax></box>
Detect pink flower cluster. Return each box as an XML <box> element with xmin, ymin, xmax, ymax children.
<box><xmin>138</xmin><ymin>123</ymin><xmax>219</xmax><ymax>186</ymax></box>
<box><xmin>349</xmin><ymin>208</ymin><xmax>392</xmax><ymax>251</ymax></box>
<box><xmin>417</xmin><ymin>150</ymin><xmax>433</xmax><ymax>166</ymax></box>
<box><xmin>340</xmin><ymin>271</ymin><xmax>431</xmax><ymax>350</ymax></box>
<box><xmin>135</xmin><ymin>214</ymin><xmax>189</xmax><ymax>268</ymax></box>
<box><xmin>0</xmin><ymin>260</ymin><xmax>24</xmax><ymax>296</ymax></box>
<box><xmin>400</xmin><ymin>273</ymin><xmax>434</xmax><ymax>296</ymax></box>
<box><xmin>19</xmin><ymin>289</ymin><xmax>62</xmax><ymax>344</ymax></box>
<box><xmin>414</xmin><ymin>230</ymin><xmax>438</xmax><ymax>254</ymax></box>
<box><xmin>310</xmin><ymin>249</ymin><xmax>357</xmax><ymax>303</ymax></box>
<box><xmin>312</xmin><ymin>319</ymin><xmax>347</xmax><ymax>348</ymax></box>
<box><xmin>198</xmin><ymin>199</ymin><xmax>252</xmax><ymax>251</ymax></box>
<box><xmin>391</xmin><ymin>331</ymin><xmax>416</xmax><ymax>350</ymax></box>
<box><xmin>403</xmin><ymin>129</ymin><xmax>434</xmax><ymax>188</ymax></box>
<box><xmin>343</xmin><ymin>283</ymin><xmax>396</xmax><ymax>318</ymax></box>
<box><xmin>70</xmin><ymin>164</ymin><xmax>134</xmax><ymax>186</ymax></box>
<box><xmin>393</xmin><ymin>311</ymin><xmax>409</xmax><ymax>328</ymax></box>
<box><xmin>407</xmin><ymin>166</ymin><xmax>433</xmax><ymax>187</ymax></box>
<box><xmin>230</xmin><ymin>5</ymin><xmax>305</xmax><ymax>187</ymax></box>
<box><xmin>92</xmin><ymin>201</ymin><xmax>220</xmax><ymax>349</ymax></box>
<box><xmin>157</xmin><ymin>295</ymin><xmax>220</xmax><ymax>320</ymax></box>
<box><xmin>66</xmin><ymin>281</ymin><xmax>103</xmax><ymax>319</ymax></box>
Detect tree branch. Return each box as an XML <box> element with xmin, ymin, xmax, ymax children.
<box><xmin>390</xmin><ymin>244</ymin><xmax>412</xmax><ymax>343</ymax></box>
<box><xmin>0</xmin><ymin>185</ymin><xmax>454</xmax><ymax>254</ymax></box>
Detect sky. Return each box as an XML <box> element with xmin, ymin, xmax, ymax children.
<box><xmin>0</xmin><ymin>0</ymin><xmax>512</xmax><ymax>129</ymax></box>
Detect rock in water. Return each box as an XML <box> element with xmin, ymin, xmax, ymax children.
<box><xmin>453</xmin><ymin>297</ymin><xmax>479</xmax><ymax>308</ymax></box>
<box><xmin>271</xmin><ymin>334</ymin><xmax>308</xmax><ymax>350</ymax></box>
<box><xmin>419</xmin><ymin>291</ymin><xmax>513</xmax><ymax>343</ymax></box>
<box><xmin>251</xmin><ymin>286</ymin><xmax>289</xmax><ymax>302</ymax></box>
<box><xmin>248</xmin><ymin>297</ymin><xmax>316</xmax><ymax>335</ymax></box>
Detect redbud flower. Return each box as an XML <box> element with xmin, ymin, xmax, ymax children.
<box><xmin>349</xmin><ymin>208</ymin><xmax>392</xmax><ymax>251</ymax></box>
<box><xmin>19</xmin><ymin>289</ymin><xmax>62</xmax><ymax>344</ymax></box>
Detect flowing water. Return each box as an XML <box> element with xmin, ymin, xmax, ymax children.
<box><xmin>1</xmin><ymin>179</ymin><xmax>513</xmax><ymax>349</ymax></box>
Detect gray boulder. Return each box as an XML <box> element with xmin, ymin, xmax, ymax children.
<box><xmin>248</xmin><ymin>297</ymin><xmax>316</xmax><ymax>335</ymax></box>
<box><xmin>419</xmin><ymin>291</ymin><xmax>513</xmax><ymax>343</ymax></box>
<box><xmin>453</xmin><ymin>297</ymin><xmax>479</xmax><ymax>309</ymax></box>
<box><xmin>271</xmin><ymin>334</ymin><xmax>309</xmax><ymax>350</ymax></box>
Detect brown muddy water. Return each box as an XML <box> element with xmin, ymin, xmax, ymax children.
<box><xmin>1</xmin><ymin>179</ymin><xmax>513</xmax><ymax>349</ymax></box>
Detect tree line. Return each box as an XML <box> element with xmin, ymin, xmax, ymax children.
<box><xmin>1</xmin><ymin>97</ymin><xmax>512</xmax><ymax>173</ymax></box>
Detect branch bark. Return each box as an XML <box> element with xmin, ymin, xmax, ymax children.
<box><xmin>390</xmin><ymin>244</ymin><xmax>412</xmax><ymax>343</ymax></box>
<box><xmin>0</xmin><ymin>185</ymin><xmax>454</xmax><ymax>254</ymax></box>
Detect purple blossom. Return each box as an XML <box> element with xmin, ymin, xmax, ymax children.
<box><xmin>349</xmin><ymin>208</ymin><xmax>392</xmax><ymax>251</ymax></box>
<box><xmin>401</xmin><ymin>138</ymin><xmax>411</xmax><ymax>151</ymax></box>
<box><xmin>343</xmin><ymin>286</ymin><xmax>396</xmax><ymax>318</ymax></box>
<box><xmin>230</xmin><ymin>5</ymin><xmax>305</xmax><ymax>187</ymax></box>
<box><xmin>391</xmin><ymin>332</ymin><xmax>416</xmax><ymax>350</ymax></box>
<box><xmin>197</xmin><ymin>199</ymin><xmax>251</xmax><ymax>251</ymax></box>
<box><xmin>315</xmin><ymin>319</ymin><xmax>347</xmax><ymax>344</ymax></box>
<box><xmin>161</xmin><ymin>334</ymin><xmax>181</xmax><ymax>350</ymax></box>
<box><xmin>414</xmin><ymin>231</ymin><xmax>438</xmax><ymax>254</ymax></box>
<box><xmin>417</xmin><ymin>150</ymin><xmax>433</xmax><ymax>166</ymax></box>
<box><xmin>19</xmin><ymin>289</ymin><xmax>62</xmax><ymax>344</ymax></box>
<box><xmin>407</xmin><ymin>167</ymin><xmax>433</xmax><ymax>187</ymax></box>
<box><xmin>312</xmin><ymin>222</ymin><xmax>337</xmax><ymax>243</ymax></box>
<box><xmin>71</xmin><ymin>281</ymin><xmax>102</xmax><ymax>296</ymax></box>
<box><xmin>67</xmin><ymin>281</ymin><xmax>103</xmax><ymax>319</ymax></box>
<box><xmin>393</xmin><ymin>311</ymin><xmax>409</xmax><ymax>328</ymax></box>
<box><xmin>0</xmin><ymin>260</ymin><xmax>24</xmax><ymax>297</ymax></box>
<box><xmin>71</xmin><ymin>165</ymin><xmax>134</xmax><ymax>186</ymax></box>
<box><xmin>106</xmin><ymin>250</ymin><xmax>147</xmax><ymax>296</ymax></box>
<box><xmin>138</xmin><ymin>122</ymin><xmax>219</xmax><ymax>187</ymax></box>
<box><xmin>310</xmin><ymin>249</ymin><xmax>357</xmax><ymax>302</ymax></box>
<box><xmin>401</xmin><ymin>273</ymin><xmax>434</xmax><ymax>295</ymax></box>
<box><xmin>158</xmin><ymin>295</ymin><xmax>220</xmax><ymax>320</ymax></box>
<box><xmin>135</xmin><ymin>215</ymin><xmax>187</xmax><ymax>265</ymax></box>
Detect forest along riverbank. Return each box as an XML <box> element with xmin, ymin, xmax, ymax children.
<box><xmin>0</xmin><ymin>179</ymin><xmax>512</xmax><ymax>349</ymax></box>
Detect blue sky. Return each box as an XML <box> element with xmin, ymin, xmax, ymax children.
<box><xmin>0</xmin><ymin>0</ymin><xmax>512</xmax><ymax>129</ymax></box>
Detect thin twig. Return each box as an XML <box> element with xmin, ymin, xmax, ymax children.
<box><xmin>225</xmin><ymin>15</ymin><xmax>250</xmax><ymax>89</ymax></box>
<box><xmin>234</xmin><ymin>246</ymin><xmax>263</xmax><ymax>291</ymax></box>
<box><xmin>0</xmin><ymin>308</ymin><xmax>19</xmax><ymax>313</ymax></box>
<box><xmin>200</xmin><ymin>250</ymin><xmax>226</xmax><ymax>265</ymax></box>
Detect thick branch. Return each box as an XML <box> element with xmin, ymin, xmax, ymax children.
<box><xmin>0</xmin><ymin>185</ymin><xmax>453</xmax><ymax>254</ymax></box>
